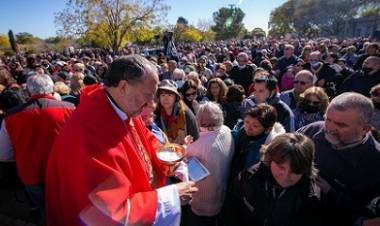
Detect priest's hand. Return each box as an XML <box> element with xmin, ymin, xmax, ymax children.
<box><xmin>175</xmin><ymin>181</ymin><xmax>198</xmax><ymax>205</ymax></box>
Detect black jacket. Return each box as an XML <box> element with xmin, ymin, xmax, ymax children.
<box><xmin>229</xmin><ymin>64</ymin><xmax>255</xmax><ymax>95</ymax></box>
<box><xmin>298</xmin><ymin>121</ymin><xmax>380</xmax><ymax>225</ymax></box>
<box><xmin>338</xmin><ymin>70</ymin><xmax>380</xmax><ymax>97</ymax></box>
<box><xmin>225</xmin><ymin>163</ymin><xmax>325</xmax><ymax>226</ymax></box>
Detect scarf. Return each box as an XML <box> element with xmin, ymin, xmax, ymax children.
<box><xmin>160</xmin><ymin>101</ymin><xmax>187</xmax><ymax>141</ymax></box>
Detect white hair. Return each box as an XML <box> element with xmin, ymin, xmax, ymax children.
<box><xmin>237</xmin><ymin>52</ymin><xmax>249</xmax><ymax>60</ymax></box>
<box><xmin>172</xmin><ymin>69</ymin><xmax>185</xmax><ymax>80</ymax></box>
<box><xmin>27</xmin><ymin>74</ymin><xmax>54</xmax><ymax>96</ymax></box>
<box><xmin>310</xmin><ymin>51</ymin><xmax>321</xmax><ymax>58</ymax></box>
<box><xmin>196</xmin><ymin>102</ymin><xmax>224</xmax><ymax>130</ymax></box>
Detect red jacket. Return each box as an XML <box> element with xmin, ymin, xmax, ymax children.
<box><xmin>45</xmin><ymin>85</ymin><xmax>166</xmax><ymax>226</ymax></box>
<box><xmin>5</xmin><ymin>95</ymin><xmax>75</xmax><ymax>185</ymax></box>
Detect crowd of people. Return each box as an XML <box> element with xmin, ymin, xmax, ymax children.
<box><xmin>0</xmin><ymin>36</ymin><xmax>380</xmax><ymax>226</ymax></box>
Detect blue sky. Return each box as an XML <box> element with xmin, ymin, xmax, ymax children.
<box><xmin>0</xmin><ymin>0</ymin><xmax>286</xmax><ymax>38</ymax></box>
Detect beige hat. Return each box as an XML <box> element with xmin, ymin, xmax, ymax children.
<box><xmin>158</xmin><ymin>79</ymin><xmax>180</xmax><ymax>98</ymax></box>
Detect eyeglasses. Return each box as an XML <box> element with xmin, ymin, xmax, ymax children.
<box><xmin>293</xmin><ymin>80</ymin><xmax>307</xmax><ymax>85</ymax></box>
<box><xmin>306</xmin><ymin>100</ymin><xmax>321</xmax><ymax>105</ymax></box>
<box><xmin>185</xmin><ymin>92</ymin><xmax>197</xmax><ymax>97</ymax></box>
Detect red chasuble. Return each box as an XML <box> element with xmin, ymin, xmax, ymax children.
<box><xmin>45</xmin><ymin>85</ymin><xmax>166</xmax><ymax>226</ymax></box>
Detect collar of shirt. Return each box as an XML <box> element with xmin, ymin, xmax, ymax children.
<box><xmin>105</xmin><ymin>92</ymin><xmax>128</xmax><ymax>121</ymax></box>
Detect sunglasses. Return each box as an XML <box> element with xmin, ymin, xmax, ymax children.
<box><xmin>185</xmin><ymin>92</ymin><xmax>197</xmax><ymax>97</ymax></box>
<box><xmin>293</xmin><ymin>80</ymin><xmax>307</xmax><ymax>85</ymax></box>
<box><xmin>371</xmin><ymin>92</ymin><xmax>380</xmax><ymax>97</ymax></box>
<box><xmin>254</xmin><ymin>78</ymin><xmax>268</xmax><ymax>83</ymax></box>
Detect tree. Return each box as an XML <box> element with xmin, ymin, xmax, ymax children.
<box><xmin>0</xmin><ymin>34</ymin><xmax>12</xmax><ymax>56</ymax></box>
<box><xmin>211</xmin><ymin>6</ymin><xmax>246</xmax><ymax>40</ymax></box>
<box><xmin>15</xmin><ymin>32</ymin><xmax>35</xmax><ymax>44</ymax></box>
<box><xmin>268</xmin><ymin>0</ymin><xmax>296</xmax><ymax>38</ymax></box>
<box><xmin>182</xmin><ymin>27</ymin><xmax>202</xmax><ymax>42</ymax></box>
<box><xmin>55</xmin><ymin>0</ymin><xmax>169</xmax><ymax>52</ymax></box>
<box><xmin>292</xmin><ymin>0</ymin><xmax>359</xmax><ymax>37</ymax></box>
<box><xmin>174</xmin><ymin>17</ymin><xmax>189</xmax><ymax>42</ymax></box>
<box><xmin>359</xmin><ymin>0</ymin><xmax>380</xmax><ymax>17</ymax></box>
<box><xmin>196</xmin><ymin>19</ymin><xmax>216</xmax><ymax>42</ymax></box>
<box><xmin>8</xmin><ymin>30</ymin><xmax>18</xmax><ymax>53</ymax></box>
<box><xmin>177</xmin><ymin>17</ymin><xmax>189</xmax><ymax>26</ymax></box>
<box><xmin>0</xmin><ymin>34</ymin><xmax>11</xmax><ymax>49</ymax></box>
<box><xmin>268</xmin><ymin>0</ymin><xmax>375</xmax><ymax>38</ymax></box>
<box><xmin>131</xmin><ymin>26</ymin><xmax>162</xmax><ymax>44</ymax></box>
<box><xmin>361</xmin><ymin>7</ymin><xmax>380</xmax><ymax>17</ymax></box>
<box><xmin>252</xmin><ymin>27</ymin><xmax>266</xmax><ymax>38</ymax></box>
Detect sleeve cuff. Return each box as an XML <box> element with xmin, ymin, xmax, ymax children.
<box><xmin>153</xmin><ymin>185</ymin><xmax>181</xmax><ymax>226</ymax></box>
<box><xmin>174</xmin><ymin>161</ymin><xmax>188</xmax><ymax>182</ymax></box>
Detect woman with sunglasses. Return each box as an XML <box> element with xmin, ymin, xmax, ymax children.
<box><xmin>294</xmin><ymin>87</ymin><xmax>329</xmax><ymax>130</ymax></box>
<box><xmin>180</xmin><ymin>79</ymin><xmax>200</xmax><ymax>114</ymax></box>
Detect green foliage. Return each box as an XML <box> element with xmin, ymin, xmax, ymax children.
<box><xmin>360</xmin><ymin>7</ymin><xmax>380</xmax><ymax>17</ymax></box>
<box><xmin>0</xmin><ymin>34</ymin><xmax>11</xmax><ymax>49</ymax></box>
<box><xmin>55</xmin><ymin>0</ymin><xmax>169</xmax><ymax>52</ymax></box>
<box><xmin>182</xmin><ymin>27</ymin><xmax>202</xmax><ymax>42</ymax></box>
<box><xmin>174</xmin><ymin>17</ymin><xmax>213</xmax><ymax>43</ymax></box>
<box><xmin>132</xmin><ymin>26</ymin><xmax>162</xmax><ymax>45</ymax></box>
<box><xmin>201</xmin><ymin>30</ymin><xmax>216</xmax><ymax>42</ymax></box>
<box><xmin>268</xmin><ymin>0</ymin><xmax>296</xmax><ymax>37</ymax></box>
<box><xmin>177</xmin><ymin>17</ymin><xmax>189</xmax><ymax>26</ymax></box>
<box><xmin>268</xmin><ymin>0</ymin><xmax>375</xmax><ymax>38</ymax></box>
<box><xmin>252</xmin><ymin>27</ymin><xmax>266</xmax><ymax>37</ymax></box>
<box><xmin>15</xmin><ymin>32</ymin><xmax>36</xmax><ymax>44</ymax></box>
<box><xmin>211</xmin><ymin>6</ymin><xmax>246</xmax><ymax>40</ymax></box>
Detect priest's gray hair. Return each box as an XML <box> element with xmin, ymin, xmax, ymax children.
<box><xmin>27</xmin><ymin>74</ymin><xmax>54</xmax><ymax>96</ymax></box>
<box><xmin>197</xmin><ymin>102</ymin><xmax>224</xmax><ymax>131</ymax></box>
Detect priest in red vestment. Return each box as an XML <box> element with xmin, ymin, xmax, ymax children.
<box><xmin>45</xmin><ymin>55</ymin><xmax>197</xmax><ymax>226</ymax></box>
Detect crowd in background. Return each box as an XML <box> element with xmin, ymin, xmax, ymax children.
<box><xmin>1</xmin><ymin>36</ymin><xmax>380</xmax><ymax>226</ymax></box>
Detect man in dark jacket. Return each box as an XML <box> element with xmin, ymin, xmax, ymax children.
<box><xmin>274</xmin><ymin>44</ymin><xmax>298</xmax><ymax>79</ymax></box>
<box><xmin>298</xmin><ymin>92</ymin><xmax>380</xmax><ymax>226</ymax></box>
<box><xmin>229</xmin><ymin>52</ymin><xmax>256</xmax><ymax>94</ymax></box>
<box><xmin>339</xmin><ymin>56</ymin><xmax>380</xmax><ymax>97</ymax></box>
<box><xmin>353</xmin><ymin>43</ymin><xmax>380</xmax><ymax>70</ymax></box>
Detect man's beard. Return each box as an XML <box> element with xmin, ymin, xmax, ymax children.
<box><xmin>324</xmin><ymin>128</ymin><xmax>363</xmax><ymax>147</ymax></box>
<box><xmin>324</xmin><ymin>130</ymin><xmax>341</xmax><ymax>146</ymax></box>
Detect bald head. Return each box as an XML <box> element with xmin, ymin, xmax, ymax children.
<box><xmin>294</xmin><ymin>70</ymin><xmax>314</xmax><ymax>94</ymax></box>
<box><xmin>363</xmin><ymin>56</ymin><xmax>380</xmax><ymax>74</ymax></box>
